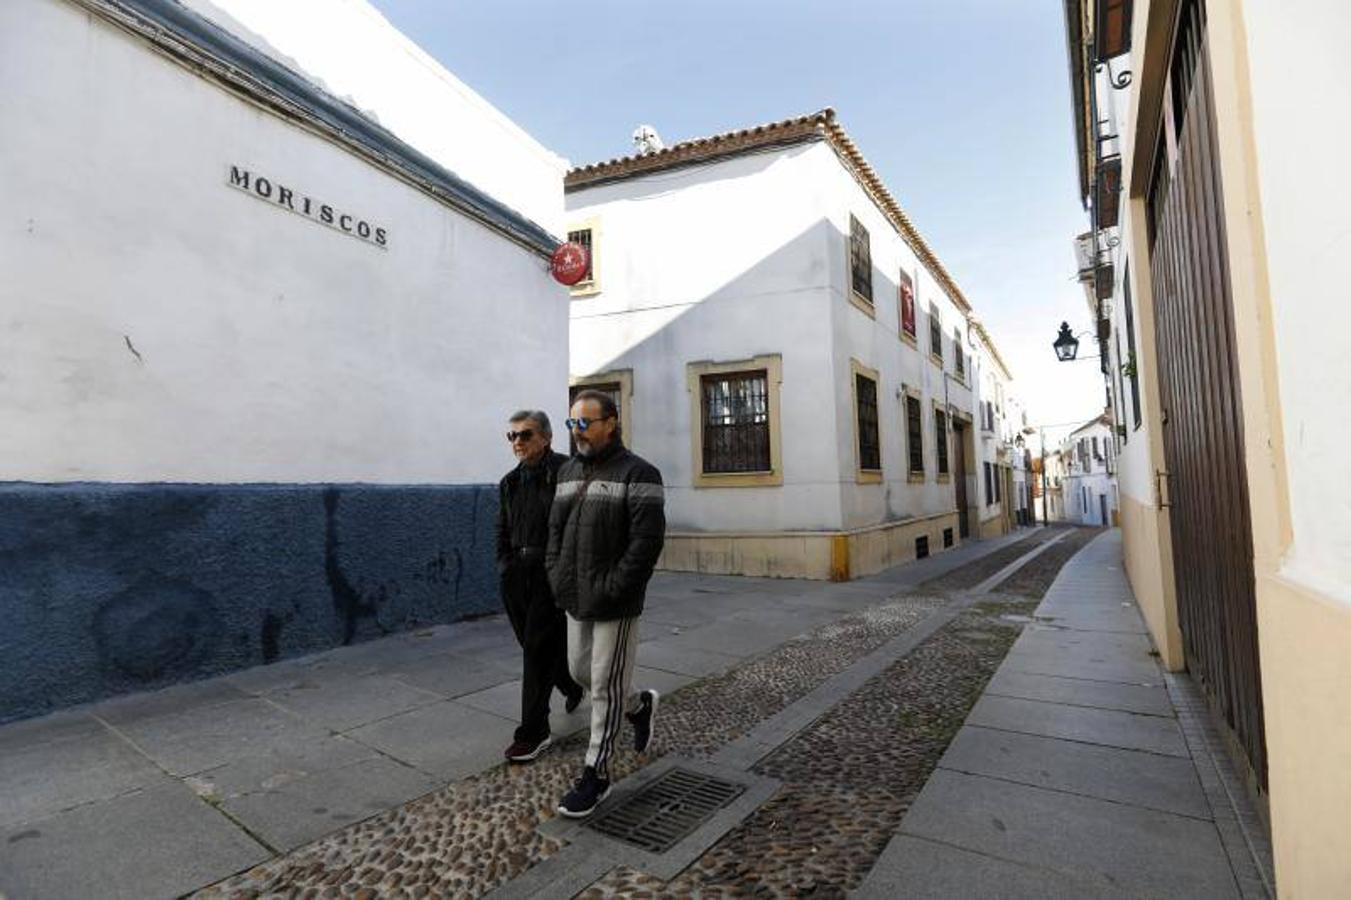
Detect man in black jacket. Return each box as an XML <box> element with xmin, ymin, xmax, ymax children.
<box><xmin>548</xmin><ymin>389</ymin><xmax>665</xmax><ymax>818</ymax></box>
<box><xmin>496</xmin><ymin>410</ymin><xmax>583</xmax><ymax>763</ymax></box>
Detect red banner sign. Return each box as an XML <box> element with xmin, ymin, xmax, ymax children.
<box><xmin>899</xmin><ymin>270</ymin><xmax>916</xmax><ymax>338</ymax></box>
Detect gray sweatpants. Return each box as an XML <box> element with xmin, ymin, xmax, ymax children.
<box><xmin>566</xmin><ymin>612</ymin><xmax>640</xmax><ymax>779</ymax></box>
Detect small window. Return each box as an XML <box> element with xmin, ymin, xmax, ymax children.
<box><xmin>929</xmin><ymin>304</ymin><xmax>943</xmax><ymax>360</ymax></box>
<box><xmin>934</xmin><ymin>409</ymin><xmax>949</xmax><ymax>475</ymax></box>
<box><xmin>700</xmin><ymin>370</ymin><xmax>770</xmax><ymax>474</ymax></box>
<box><xmin>856</xmin><ymin>371</ymin><xmax>881</xmax><ymax>471</ymax></box>
<box><xmin>915</xmin><ymin>535</ymin><xmax>930</xmax><ymax>559</ymax></box>
<box><xmin>898</xmin><ymin>270</ymin><xmax>916</xmax><ymax>340</ymax></box>
<box><xmin>566</xmin><ymin>227</ymin><xmax>595</xmax><ymax>289</ymax></box>
<box><xmin>943</xmin><ymin>527</ymin><xmax>954</xmax><ymax>548</ymax></box>
<box><xmin>984</xmin><ymin>461</ymin><xmax>993</xmax><ymax>504</ymax></box>
<box><xmin>953</xmin><ymin>329</ymin><xmax>965</xmax><ymax>378</ymax></box>
<box><xmin>906</xmin><ymin>395</ymin><xmax>924</xmax><ymax>474</ymax></box>
<box><xmin>849</xmin><ymin>215</ymin><xmax>872</xmax><ymax>304</ymax></box>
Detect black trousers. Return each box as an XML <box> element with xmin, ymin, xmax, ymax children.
<box><xmin>501</xmin><ymin>563</ymin><xmax>580</xmax><ymax>742</ymax></box>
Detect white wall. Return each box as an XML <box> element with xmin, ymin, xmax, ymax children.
<box><xmin>1244</xmin><ymin>0</ymin><xmax>1351</xmax><ymax>604</ymax></box>
<box><xmin>820</xmin><ymin>148</ymin><xmax>976</xmax><ymax>530</ymax></box>
<box><xmin>0</xmin><ymin>0</ymin><xmax>569</xmax><ymax>485</ymax></box>
<box><xmin>567</xmin><ymin>144</ymin><xmax>842</xmax><ymax>532</ymax></box>
<box><xmin>182</xmin><ymin>0</ymin><xmax>567</xmax><ymax>233</ymax></box>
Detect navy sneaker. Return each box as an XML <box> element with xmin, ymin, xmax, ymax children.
<box><xmin>626</xmin><ymin>689</ymin><xmax>659</xmax><ymax>754</ymax></box>
<box><xmin>558</xmin><ymin>766</ymin><xmax>610</xmax><ymax>818</ymax></box>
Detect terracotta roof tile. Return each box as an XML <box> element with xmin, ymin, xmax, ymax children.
<box><xmin>566</xmin><ymin>108</ymin><xmax>981</xmax><ymax>322</ymax></box>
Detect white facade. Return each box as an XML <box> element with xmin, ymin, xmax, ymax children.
<box><xmin>0</xmin><ymin>0</ymin><xmax>572</xmax><ymax>718</ymax></box>
<box><xmin>0</xmin><ymin>0</ymin><xmax>569</xmax><ymax>486</ymax></box>
<box><xmin>565</xmin><ymin>114</ymin><xmax>1026</xmax><ymax>572</ymax></box>
<box><xmin>1060</xmin><ymin>416</ymin><xmax>1118</xmax><ymax>527</ymax></box>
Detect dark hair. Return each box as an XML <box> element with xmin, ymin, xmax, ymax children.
<box><xmin>507</xmin><ymin>409</ymin><xmax>552</xmax><ymax>436</ymax></box>
<box><xmin>571</xmin><ymin>389</ymin><xmax>618</xmax><ymax>421</ymax></box>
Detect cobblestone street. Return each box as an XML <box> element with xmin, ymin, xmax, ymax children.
<box><xmin>194</xmin><ymin>527</ymin><xmax>1099</xmax><ymax>899</ymax></box>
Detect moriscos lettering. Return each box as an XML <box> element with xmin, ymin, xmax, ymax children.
<box><xmin>228</xmin><ymin>165</ymin><xmax>388</xmax><ymax>248</ymax></box>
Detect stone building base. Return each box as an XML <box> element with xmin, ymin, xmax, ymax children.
<box><xmin>657</xmin><ymin>511</ymin><xmax>962</xmax><ymax>582</ymax></box>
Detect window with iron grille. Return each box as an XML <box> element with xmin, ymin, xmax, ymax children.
<box><xmin>700</xmin><ymin>370</ymin><xmax>770</xmax><ymax>473</ymax></box>
<box><xmin>856</xmin><ymin>372</ymin><xmax>881</xmax><ymax>471</ymax></box>
<box><xmin>934</xmin><ymin>409</ymin><xmax>949</xmax><ymax>475</ymax></box>
<box><xmin>984</xmin><ymin>462</ymin><xmax>993</xmax><ymax>504</ymax></box>
<box><xmin>928</xmin><ymin>304</ymin><xmax>943</xmax><ymax>359</ymax></box>
<box><xmin>849</xmin><ymin>215</ymin><xmax>872</xmax><ymax>304</ymax></box>
<box><xmin>905</xmin><ymin>395</ymin><xmax>924</xmax><ymax>474</ymax></box>
<box><xmin>954</xmin><ymin>329</ymin><xmax>965</xmax><ymax>378</ymax></box>
<box><xmin>566</xmin><ymin>227</ymin><xmax>595</xmax><ymax>285</ymax></box>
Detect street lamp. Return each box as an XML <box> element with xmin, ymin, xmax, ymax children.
<box><xmin>1053</xmin><ymin>322</ymin><xmax>1080</xmax><ymax>361</ymax></box>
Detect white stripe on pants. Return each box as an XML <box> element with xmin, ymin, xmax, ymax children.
<box><xmin>566</xmin><ymin>612</ymin><xmax>639</xmax><ymax>779</ymax></box>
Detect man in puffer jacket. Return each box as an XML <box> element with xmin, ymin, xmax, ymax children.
<box><xmin>547</xmin><ymin>389</ymin><xmax>665</xmax><ymax>818</ymax></box>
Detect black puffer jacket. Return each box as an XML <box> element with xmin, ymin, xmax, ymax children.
<box><xmin>546</xmin><ymin>439</ymin><xmax>665</xmax><ymax>621</ymax></box>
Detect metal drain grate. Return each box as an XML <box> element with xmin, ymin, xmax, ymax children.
<box><xmin>587</xmin><ymin>768</ymin><xmax>745</xmax><ymax>853</ymax></box>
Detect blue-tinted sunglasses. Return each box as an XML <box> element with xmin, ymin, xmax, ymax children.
<box><xmin>565</xmin><ymin>415</ymin><xmax>612</xmax><ymax>432</ymax></box>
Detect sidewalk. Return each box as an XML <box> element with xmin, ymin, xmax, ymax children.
<box><xmin>857</xmin><ymin>530</ymin><xmax>1275</xmax><ymax>899</ymax></box>
<box><xmin>0</xmin><ymin>529</ymin><xmax>1032</xmax><ymax>900</ymax></box>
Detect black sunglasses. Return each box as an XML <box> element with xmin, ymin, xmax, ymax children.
<box><xmin>565</xmin><ymin>416</ymin><xmax>612</xmax><ymax>432</ymax></box>
<box><xmin>506</xmin><ymin>429</ymin><xmax>536</xmax><ymax>443</ymax></box>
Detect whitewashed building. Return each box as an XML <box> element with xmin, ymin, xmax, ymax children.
<box><xmin>0</xmin><ymin>0</ymin><xmax>568</xmax><ymax>721</ymax></box>
<box><xmin>564</xmin><ymin>110</ymin><xmax>1026</xmax><ymax>580</ymax></box>
<box><xmin>1059</xmin><ymin>414</ymin><xmax>1118</xmax><ymax>527</ymax></box>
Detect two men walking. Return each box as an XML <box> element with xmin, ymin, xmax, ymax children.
<box><xmin>494</xmin><ymin>390</ymin><xmax>665</xmax><ymax>818</ymax></box>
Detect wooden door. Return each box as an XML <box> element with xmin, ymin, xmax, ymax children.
<box><xmin>1146</xmin><ymin>0</ymin><xmax>1266</xmax><ymax>785</ymax></box>
<box><xmin>952</xmin><ymin>423</ymin><xmax>970</xmax><ymax>538</ymax></box>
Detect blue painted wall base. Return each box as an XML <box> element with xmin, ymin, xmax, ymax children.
<box><xmin>0</xmin><ymin>482</ymin><xmax>500</xmax><ymax>724</ymax></box>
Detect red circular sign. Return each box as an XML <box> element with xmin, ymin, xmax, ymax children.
<box><xmin>550</xmin><ymin>242</ymin><xmax>590</xmax><ymax>286</ymax></box>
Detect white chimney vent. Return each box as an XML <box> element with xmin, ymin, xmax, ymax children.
<box><xmin>632</xmin><ymin>125</ymin><xmax>665</xmax><ymax>155</ymax></box>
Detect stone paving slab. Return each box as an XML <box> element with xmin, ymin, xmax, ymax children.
<box><xmin>897</xmin><ymin>769</ymin><xmax>1240</xmax><ymax>898</ymax></box>
<box><xmin>0</xmin><ymin>781</ymin><xmax>269</xmax><ymax>900</ymax></box>
<box><xmin>1000</xmin><ymin>643</ymin><xmax>1164</xmax><ymax>685</ymax></box>
<box><xmin>0</xmin><ymin>723</ymin><xmax>172</xmax><ymax>828</ymax></box>
<box><xmin>983</xmin><ymin>670</ymin><xmax>1174</xmax><ymax>716</ymax></box>
<box><xmin>938</xmin><ymin>725</ymin><xmax>1211</xmax><ymax>819</ymax></box>
<box><xmin>260</xmin><ymin>673</ymin><xmax>447</xmax><ymax>732</ymax></box>
<box><xmin>633</xmin><ymin>639</ymin><xmax>741</xmax><ymax>677</ymax></box>
<box><xmin>854</xmin><ymin>834</ymin><xmax>1136</xmax><ymax>899</ymax></box>
<box><xmin>0</xmin><ymin>708</ymin><xmax>106</xmax><ymax>754</ymax></box>
<box><xmin>340</xmin><ymin>699</ymin><xmax>513</xmax><ymax>780</ymax></box>
<box><xmin>966</xmin><ymin>685</ymin><xmax>1188</xmax><ymax>757</ymax></box>
<box><xmin>219</xmin><ymin>756</ymin><xmax>440</xmax><ymax>851</ymax></box>
<box><xmin>381</xmin><ymin>649</ymin><xmax>522</xmax><ymax>698</ymax></box>
<box><xmin>94</xmin><ymin>678</ymin><xmax>253</xmax><ymax>728</ymax></box>
<box><xmin>113</xmin><ymin>697</ymin><xmax>333</xmax><ymax>777</ymax></box>
<box><xmin>184</xmin><ymin>733</ymin><xmax>379</xmax><ymax>799</ymax></box>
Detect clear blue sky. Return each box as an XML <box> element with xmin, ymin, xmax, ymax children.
<box><xmin>370</xmin><ymin>0</ymin><xmax>1106</xmax><ymax>441</ymax></box>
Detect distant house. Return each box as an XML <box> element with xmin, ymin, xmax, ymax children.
<box><xmin>563</xmin><ymin>109</ymin><xmax>1028</xmax><ymax>580</ymax></box>
<box><xmin>1060</xmin><ymin>413</ymin><xmax>1118</xmax><ymax>527</ymax></box>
